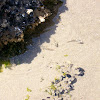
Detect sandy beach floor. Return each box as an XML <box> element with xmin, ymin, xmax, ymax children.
<box><xmin>0</xmin><ymin>0</ymin><xmax>100</xmax><ymax>100</ymax></box>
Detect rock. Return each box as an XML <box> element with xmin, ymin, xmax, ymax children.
<box><xmin>67</xmin><ymin>84</ymin><xmax>74</xmax><ymax>91</ymax></box>
<box><xmin>0</xmin><ymin>0</ymin><xmax>52</xmax><ymax>49</ymax></box>
<box><xmin>47</xmin><ymin>97</ymin><xmax>50</xmax><ymax>99</ymax></box>
<box><xmin>55</xmin><ymin>79</ymin><xmax>60</xmax><ymax>84</ymax></box>
<box><xmin>71</xmin><ymin>77</ymin><xmax>77</xmax><ymax>84</ymax></box>
<box><xmin>54</xmin><ymin>92</ymin><xmax>57</xmax><ymax>96</ymax></box>
<box><xmin>66</xmin><ymin>74</ymin><xmax>71</xmax><ymax>78</ymax></box>
<box><xmin>0</xmin><ymin>0</ymin><xmax>62</xmax><ymax>58</ymax></box>
<box><xmin>60</xmin><ymin>65</ymin><xmax>65</xmax><ymax>68</ymax></box>
<box><xmin>59</xmin><ymin>89</ymin><xmax>65</xmax><ymax>95</ymax></box>
<box><xmin>55</xmin><ymin>43</ymin><xmax>59</xmax><ymax>47</ymax></box>
<box><xmin>64</xmin><ymin>89</ymin><xmax>68</xmax><ymax>93</ymax></box>
<box><xmin>51</xmin><ymin>81</ymin><xmax>55</xmax><ymax>84</ymax></box>
<box><xmin>26</xmin><ymin>9</ymin><xmax>33</xmax><ymax>15</ymax></box>
<box><xmin>75</xmin><ymin>67</ymin><xmax>85</xmax><ymax>76</ymax></box>
<box><xmin>64</xmin><ymin>81</ymin><xmax>68</xmax><ymax>84</ymax></box>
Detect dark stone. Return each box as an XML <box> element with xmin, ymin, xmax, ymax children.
<box><xmin>54</xmin><ymin>92</ymin><xmax>57</xmax><ymax>96</ymax></box>
<box><xmin>60</xmin><ymin>89</ymin><xmax>65</xmax><ymax>94</ymax></box>
<box><xmin>71</xmin><ymin>77</ymin><xmax>77</xmax><ymax>84</ymax></box>
<box><xmin>47</xmin><ymin>97</ymin><xmax>50</xmax><ymax>98</ymax></box>
<box><xmin>55</xmin><ymin>79</ymin><xmax>60</xmax><ymax>84</ymax></box>
<box><xmin>51</xmin><ymin>81</ymin><xmax>55</xmax><ymax>84</ymax></box>
<box><xmin>76</xmin><ymin>67</ymin><xmax>85</xmax><ymax>76</ymax></box>
<box><xmin>65</xmin><ymin>89</ymin><xmax>68</xmax><ymax>93</ymax></box>
<box><xmin>66</xmin><ymin>74</ymin><xmax>71</xmax><ymax>78</ymax></box>
<box><xmin>64</xmin><ymin>81</ymin><xmax>68</xmax><ymax>84</ymax></box>
<box><xmin>68</xmin><ymin>84</ymin><xmax>74</xmax><ymax>91</ymax></box>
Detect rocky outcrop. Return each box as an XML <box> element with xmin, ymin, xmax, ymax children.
<box><xmin>0</xmin><ymin>0</ymin><xmax>62</xmax><ymax>58</ymax></box>
<box><xmin>0</xmin><ymin>0</ymin><xmax>58</xmax><ymax>49</ymax></box>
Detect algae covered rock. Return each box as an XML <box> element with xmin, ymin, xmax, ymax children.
<box><xmin>0</xmin><ymin>0</ymin><xmax>62</xmax><ymax>58</ymax></box>
<box><xmin>0</xmin><ymin>0</ymin><xmax>52</xmax><ymax>48</ymax></box>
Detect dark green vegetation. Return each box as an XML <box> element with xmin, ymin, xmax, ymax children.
<box><xmin>0</xmin><ymin>60</ymin><xmax>11</xmax><ymax>72</ymax></box>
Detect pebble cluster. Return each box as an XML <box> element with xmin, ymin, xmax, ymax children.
<box><xmin>0</xmin><ymin>0</ymin><xmax>51</xmax><ymax>47</ymax></box>
<box><xmin>43</xmin><ymin>64</ymin><xmax>85</xmax><ymax>100</ymax></box>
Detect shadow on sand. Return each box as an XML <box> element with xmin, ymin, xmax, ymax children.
<box><xmin>10</xmin><ymin>0</ymin><xmax>68</xmax><ymax>65</ymax></box>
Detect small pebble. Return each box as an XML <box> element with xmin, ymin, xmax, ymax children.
<box><xmin>66</xmin><ymin>74</ymin><xmax>71</xmax><ymax>78</ymax></box>
<box><xmin>60</xmin><ymin>89</ymin><xmax>65</xmax><ymax>94</ymax></box>
<box><xmin>64</xmin><ymin>81</ymin><xmax>68</xmax><ymax>84</ymax></box>
<box><xmin>60</xmin><ymin>65</ymin><xmax>65</xmax><ymax>67</ymax></box>
<box><xmin>54</xmin><ymin>92</ymin><xmax>57</xmax><ymax>96</ymax></box>
<box><xmin>71</xmin><ymin>77</ymin><xmax>77</xmax><ymax>84</ymax></box>
<box><xmin>27</xmin><ymin>9</ymin><xmax>33</xmax><ymax>14</ymax></box>
<box><xmin>63</xmin><ymin>76</ymin><xmax>66</xmax><ymax>78</ymax></box>
<box><xmin>55</xmin><ymin>79</ymin><xmax>60</xmax><ymax>84</ymax></box>
<box><xmin>79</xmin><ymin>41</ymin><xmax>84</xmax><ymax>44</ymax></box>
<box><xmin>51</xmin><ymin>81</ymin><xmax>55</xmax><ymax>84</ymax></box>
<box><xmin>55</xmin><ymin>43</ymin><xmax>59</xmax><ymax>47</ymax></box>
<box><xmin>68</xmin><ymin>84</ymin><xmax>74</xmax><ymax>91</ymax></box>
<box><xmin>75</xmin><ymin>67</ymin><xmax>85</xmax><ymax>76</ymax></box>
<box><xmin>47</xmin><ymin>97</ymin><xmax>50</xmax><ymax>98</ymax></box>
<box><xmin>65</xmin><ymin>89</ymin><xmax>68</xmax><ymax>93</ymax></box>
